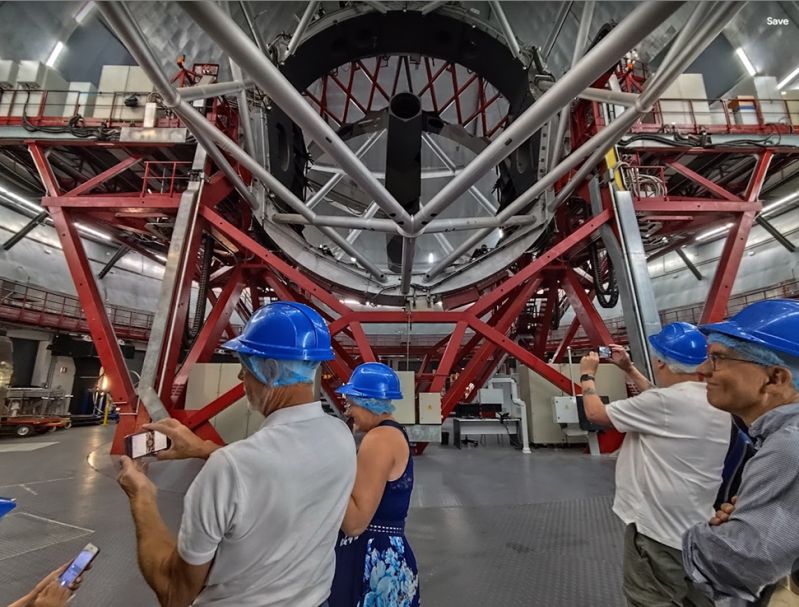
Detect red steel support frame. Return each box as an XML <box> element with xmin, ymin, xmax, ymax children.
<box><xmin>172</xmin><ymin>267</ymin><xmax>246</xmax><ymax>400</ymax></box>
<box><xmin>26</xmin><ymin>80</ymin><xmax>791</xmax><ymax>457</ymax></box>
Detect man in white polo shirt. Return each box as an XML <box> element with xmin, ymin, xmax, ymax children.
<box><xmin>116</xmin><ymin>302</ymin><xmax>356</xmax><ymax>607</ymax></box>
<box><xmin>579</xmin><ymin>322</ymin><xmax>731</xmax><ymax>607</ymax></box>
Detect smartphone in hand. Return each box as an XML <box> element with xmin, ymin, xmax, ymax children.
<box><xmin>125</xmin><ymin>429</ymin><xmax>171</xmax><ymax>459</ymax></box>
<box><xmin>59</xmin><ymin>543</ymin><xmax>99</xmax><ymax>587</ymax></box>
<box><xmin>598</xmin><ymin>345</ymin><xmax>611</xmax><ymax>358</ymax></box>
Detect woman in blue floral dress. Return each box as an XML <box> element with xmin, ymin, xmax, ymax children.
<box><xmin>330</xmin><ymin>363</ymin><xmax>420</xmax><ymax>607</ymax></box>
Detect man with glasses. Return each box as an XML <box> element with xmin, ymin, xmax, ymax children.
<box><xmin>682</xmin><ymin>299</ymin><xmax>799</xmax><ymax>606</ymax></box>
<box><xmin>579</xmin><ymin>322</ymin><xmax>732</xmax><ymax>607</ymax></box>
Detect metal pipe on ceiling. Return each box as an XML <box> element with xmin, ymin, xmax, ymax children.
<box><xmin>307</xmin><ymin>131</ymin><xmax>384</xmax><ymax>210</ymax></box>
<box><xmin>489</xmin><ymin>1</ymin><xmax>523</xmax><ymax>61</ymax></box>
<box><xmin>99</xmin><ymin>1</ymin><xmax>386</xmax><ymax>282</ymax></box>
<box><xmin>542</xmin><ymin>1</ymin><xmax>573</xmax><ymax>60</ymax></box>
<box><xmin>420</xmin><ymin>0</ymin><xmax>449</xmax><ymax>16</ymax></box>
<box><xmin>98</xmin><ymin>2</ymin><xmax>257</xmax><ymax>211</ymax></box>
<box><xmin>179</xmin><ymin>1</ymin><xmax>414</xmax><ymax>230</ymax></box>
<box><xmin>549</xmin><ymin>0</ymin><xmax>596</xmax><ymax>168</ymax></box>
<box><xmin>238</xmin><ymin>1</ymin><xmax>268</xmax><ymax>53</ymax></box>
<box><xmin>426</xmin><ymin>1</ymin><xmax>736</xmax><ymax>280</ymax></box>
<box><xmin>176</xmin><ymin>79</ymin><xmax>250</xmax><ymax>102</ymax></box>
<box><xmin>410</xmin><ymin>1</ymin><xmax>682</xmax><ymax>233</ymax></box>
<box><xmin>176</xmin><ymin>100</ymin><xmax>387</xmax><ymax>280</ymax></box>
<box><xmin>271</xmin><ymin>213</ymin><xmax>399</xmax><ymax>232</ymax></box>
<box><xmin>223</xmin><ymin>7</ymin><xmax>256</xmax><ymax>156</ymax></box>
<box><xmin>286</xmin><ymin>1</ymin><xmax>319</xmax><ymax>58</ymax></box>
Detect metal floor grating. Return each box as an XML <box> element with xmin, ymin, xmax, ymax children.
<box><xmin>0</xmin><ymin>512</ymin><xmax>93</xmax><ymax>561</ymax></box>
<box><xmin>408</xmin><ymin>495</ymin><xmax>625</xmax><ymax>607</ymax></box>
<box><xmin>0</xmin><ymin>427</ymin><xmax>626</xmax><ymax>606</ymax></box>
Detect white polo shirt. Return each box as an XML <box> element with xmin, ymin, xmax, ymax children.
<box><xmin>177</xmin><ymin>401</ymin><xmax>356</xmax><ymax>607</ymax></box>
<box><xmin>606</xmin><ymin>381</ymin><xmax>731</xmax><ymax>550</ymax></box>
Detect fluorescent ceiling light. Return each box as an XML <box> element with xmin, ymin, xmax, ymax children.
<box><xmin>735</xmin><ymin>48</ymin><xmax>757</xmax><ymax>77</ymax></box>
<box><xmin>497</xmin><ymin>228</ymin><xmax>504</xmax><ymax>238</ymax></box>
<box><xmin>696</xmin><ymin>223</ymin><xmax>733</xmax><ymax>242</ymax></box>
<box><xmin>75</xmin><ymin>222</ymin><xmax>112</xmax><ymax>241</ymax></box>
<box><xmin>341</xmin><ymin>298</ymin><xmax>360</xmax><ymax>305</ymax></box>
<box><xmin>0</xmin><ymin>186</ymin><xmax>43</xmax><ymax>213</ymax></box>
<box><xmin>46</xmin><ymin>42</ymin><xmax>65</xmax><ymax>68</ymax></box>
<box><xmin>154</xmin><ymin>253</ymin><xmax>168</xmax><ymax>263</ymax></box>
<box><xmin>74</xmin><ymin>1</ymin><xmax>95</xmax><ymax>24</ymax></box>
<box><xmin>778</xmin><ymin>65</ymin><xmax>799</xmax><ymax>90</ymax></box>
<box><xmin>761</xmin><ymin>191</ymin><xmax>799</xmax><ymax>215</ymax></box>
<box><xmin>427</xmin><ymin>252</ymin><xmax>435</xmax><ymax>263</ymax></box>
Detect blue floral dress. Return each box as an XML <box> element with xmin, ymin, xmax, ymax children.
<box><xmin>330</xmin><ymin>420</ymin><xmax>420</xmax><ymax>607</ymax></box>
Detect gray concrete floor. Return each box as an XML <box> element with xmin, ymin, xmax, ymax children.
<box><xmin>0</xmin><ymin>426</ymin><xmax>624</xmax><ymax>606</ymax></box>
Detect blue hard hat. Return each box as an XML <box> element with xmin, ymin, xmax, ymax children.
<box><xmin>0</xmin><ymin>497</ymin><xmax>16</xmax><ymax>519</ymax></box>
<box><xmin>337</xmin><ymin>362</ymin><xmax>403</xmax><ymax>400</ymax></box>
<box><xmin>699</xmin><ymin>299</ymin><xmax>799</xmax><ymax>358</ymax></box>
<box><xmin>223</xmin><ymin>301</ymin><xmax>334</xmax><ymax>361</ymax></box>
<box><xmin>648</xmin><ymin>321</ymin><xmax>708</xmax><ymax>365</ymax></box>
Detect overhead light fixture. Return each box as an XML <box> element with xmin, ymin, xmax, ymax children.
<box><xmin>497</xmin><ymin>228</ymin><xmax>504</xmax><ymax>238</ymax></box>
<box><xmin>74</xmin><ymin>1</ymin><xmax>95</xmax><ymax>24</ymax></box>
<box><xmin>46</xmin><ymin>42</ymin><xmax>65</xmax><ymax>68</ymax></box>
<box><xmin>75</xmin><ymin>222</ymin><xmax>112</xmax><ymax>241</ymax></box>
<box><xmin>154</xmin><ymin>253</ymin><xmax>168</xmax><ymax>263</ymax></box>
<box><xmin>778</xmin><ymin>65</ymin><xmax>799</xmax><ymax>90</ymax></box>
<box><xmin>427</xmin><ymin>252</ymin><xmax>435</xmax><ymax>263</ymax></box>
<box><xmin>350</xmin><ymin>257</ymin><xmax>357</xmax><ymax>263</ymax></box>
<box><xmin>735</xmin><ymin>48</ymin><xmax>757</xmax><ymax>77</ymax></box>
<box><xmin>341</xmin><ymin>298</ymin><xmax>360</xmax><ymax>305</ymax></box>
<box><xmin>761</xmin><ymin>191</ymin><xmax>799</xmax><ymax>215</ymax></box>
<box><xmin>0</xmin><ymin>186</ymin><xmax>43</xmax><ymax>214</ymax></box>
<box><xmin>696</xmin><ymin>223</ymin><xmax>734</xmax><ymax>242</ymax></box>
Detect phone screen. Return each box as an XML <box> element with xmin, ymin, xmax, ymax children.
<box><xmin>127</xmin><ymin>430</ymin><xmax>169</xmax><ymax>459</ymax></box>
<box><xmin>59</xmin><ymin>543</ymin><xmax>98</xmax><ymax>587</ymax></box>
<box><xmin>598</xmin><ymin>346</ymin><xmax>611</xmax><ymax>358</ymax></box>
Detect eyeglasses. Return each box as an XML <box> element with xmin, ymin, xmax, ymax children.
<box><xmin>707</xmin><ymin>353</ymin><xmax>771</xmax><ymax>371</ymax></box>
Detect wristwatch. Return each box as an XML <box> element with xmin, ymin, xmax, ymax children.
<box><xmin>580</xmin><ymin>374</ymin><xmax>595</xmax><ymax>382</ymax></box>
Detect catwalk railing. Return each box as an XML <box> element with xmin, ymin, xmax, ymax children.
<box><xmin>2</xmin><ymin>275</ymin><xmax>797</xmax><ymax>356</ymax></box>
<box><xmin>548</xmin><ymin>278</ymin><xmax>799</xmax><ymax>349</ymax></box>
<box><xmin>0</xmin><ymin>278</ymin><xmax>153</xmax><ymax>341</ymax></box>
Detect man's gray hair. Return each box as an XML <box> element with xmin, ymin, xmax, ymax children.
<box><xmin>652</xmin><ymin>348</ymin><xmax>702</xmax><ymax>375</ymax></box>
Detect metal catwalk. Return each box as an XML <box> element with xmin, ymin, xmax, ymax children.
<box><xmin>0</xmin><ymin>426</ymin><xmax>621</xmax><ymax>606</ymax></box>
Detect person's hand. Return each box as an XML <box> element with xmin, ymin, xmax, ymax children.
<box><xmin>117</xmin><ymin>455</ymin><xmax>157</xmax><ymax>503</ymax></box>
<box><xmin>29</xmin><ymin>579</ymin><xmax>72</xmax><ymax>607</ymax></box>
<box><xmin>580</xmin><ymin>351</ymin><xmax>600</xmax><ymax>376</ymax></box>
<box><xmin>609</xmin><ymin>344</ymin><xmax>634</xmax><ymax>372</ymax></box>
<box><xmin>710</xmin><ymin>496</ymin><xmax>737</xmax><ymax>526</ymax></box>
<box><xmin>143</xmin><ymin>418</ymin><xmax>217</xmax><ymax>460</ymax></box>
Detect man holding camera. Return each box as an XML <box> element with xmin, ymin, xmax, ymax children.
<box><xmin>579</xmin><ymin>322</ymin><xmax>731</xmax><ymax>607</ymax></box>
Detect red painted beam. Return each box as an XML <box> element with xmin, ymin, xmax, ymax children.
<box><xmin>552</xmin><ymin>318</ymin><xmax>581</xmax><ymax>363</ymax></box>
<box><xmin>665</xmin><ymin>160</ymin><xmax>743</xmax><ymax>201</ymax></box>
<box><xmin>470</xmin><ymin>210</ymin><xmax>611</xmax><ymax>317</ymax></box>
<box><xmin>186</xmin><ymin>382</ymin><xmax>245</xmax><ymax>430</ymax></box>
<box><xmin>172</xmin><ymin>268</ymin><xmax>246</xmax><ymax>399</ymax></box>
<box><xmin>533</xmin><ymin>284</ymin><xmax>558</xmax><ymax>356</ymax></box>
<box><xmin>62</xmin><ymin>156</ymin><xmax>141</xmax><ymax>197</ymax></box>
<box><xmin>699</xmin><ymin>211</ymin><xmax>757</xmax><ymax>323</ymax></box>
<box><xmin>633</xmin><ymin>199</ymin><xmax>761</xmax><ymax>213</ymax></box>
<box><xmin>429</xmin><ymin>321</ymin><xmax>468</xmax><ymax>393</ymax></box>
<box><xmin>200</xmin><ymin>207</ymin><xmax>350</xmax><ymax>316</ymax></box>
<box><xmin>43</xmin><ymin>194</ymin><xmax>182</xmax><ymax>208</ymax></box>
<box><xmin>560</xmin><ymin>268</ymin><xmax>614</xmax><ymax>346</ymax></box>
<box><xmin>745</xmin><ymin>151</ymin><xmax>774</xmax><ymax>202</ymax></box>
<box><xmin>349</xmin><ymin>321</ymin><xmax>377</xmax><ymax>363</ymax></box>
<box><xmin>470</xmin><ymin>317</ymin><xmax>578</xmax><ymax>394</ymax></box>
<box><xmin>28</xmin><ymin>143</ymin><xmax>61</xmax><ymax>196</ymax></box>
<box><xmin>50</xmin><ymin>207</ymin><xmax>138</xmax><ymax>454</ymax></box>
